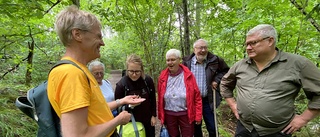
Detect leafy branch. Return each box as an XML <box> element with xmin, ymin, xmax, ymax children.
<box><xmin>290</xmin><ymin>0</ymin><xmax>320</xmax><ymax>32</ymax></box>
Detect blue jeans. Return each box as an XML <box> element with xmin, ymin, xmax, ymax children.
<box><xmin>194</xmin><ymin>97</ymin><xmax>218</xmax><ymax>137</ymax></box>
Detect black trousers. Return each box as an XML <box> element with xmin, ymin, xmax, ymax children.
<box><xmin>143</xmin><ymin>120</ymin><xmax>155</xmax><ymax>137</ymax></box>
<box><xmin>235</xmin><ymin>120</ymin><xmax>292</xmax><ymax>137</ymax></box>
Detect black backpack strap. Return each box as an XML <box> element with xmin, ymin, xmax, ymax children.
<box><xmin>121</xmin><ymin>77</ymin><xmax>130</xmax><ymax>96</ymax></box>
<box><xmin>51</xmin><ymin>60</ymin><xmax>90</xmax><ymax>87</ymax></box>
<box><xmin>143</xmin><ymin>75</ymin><xmax>152</xmax><ymax>94</ymax></box>
<box><xmin>49</xmin><ymin>60</ymin><xmax>90</xmax><ymax>136</ymax></box>
<box><xmin>104</xmin><ymin>79</ymin><xmax>111</xmax><ymax>84</ymax></box>
<box><xmin>122</xmin><ymin>75</ymin><xmax>152</xmax><ymax>96</ymax></box>
<box><xmin>15</xmin><ymin>59</ymin><xmax>91</xmax><ymax>137</ymax></box>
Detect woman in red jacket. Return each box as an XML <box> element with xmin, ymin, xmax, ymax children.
<box><xmin>158</xmin><ymin>49</ymin><xmax>202</xmax><ymax>137</ymax></box>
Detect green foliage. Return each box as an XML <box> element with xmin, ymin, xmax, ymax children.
<box><xmin>0</xmin><ymin>0</ymin><xmax>320</xmax><ymax>136</ymax></box>
<box><xmin>293</xmin><ymin>92</ymin><xmax>320</xmax><ymax>136</ymax></box>
<box><xmin>0</xmin><ymin>83</ymin><xmax>37</xmax><ymax>137</ymax></box>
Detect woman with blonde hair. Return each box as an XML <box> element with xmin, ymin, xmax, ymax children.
<box><xmin>115</xmin><ymin>54</ymin><xmax>157</xmax><ymax>137</ymax></box>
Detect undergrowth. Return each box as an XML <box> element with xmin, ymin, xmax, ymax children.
<box><xmin>1</xmin><ymin>79</ymin><xmax>319</xmax><ymax>137</ymax></box>
<box><xmin>0</xmin><ymin>82</ymin><xmax>37</xmax><ymax>137</ymax></box>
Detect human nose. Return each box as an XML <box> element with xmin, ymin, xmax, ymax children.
<box><xmin>246</xmin><ymin>44</ymin><xmax>253</xmax><ymax>50</ymax></box>
<box><xmin>100</xmin><ymin>39</ymin><xmax>105</xmax><ymax>46</ymax></box>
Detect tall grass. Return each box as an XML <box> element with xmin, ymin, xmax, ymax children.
<box><xmin>0</xmin><ymin>82</ymin><xmax>37</xmax><ymax>137</ymax></box>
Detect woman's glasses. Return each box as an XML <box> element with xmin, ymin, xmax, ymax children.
<box><xmin>127</xmin><ymin>70</ymin><xmax>142</xmax><ymax>75</ymax></box>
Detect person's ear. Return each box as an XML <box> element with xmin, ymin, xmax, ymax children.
<box><xmin>268</xmin><ymin>37</ymin><xmax>275</xmax><ymax>47</ymax></box>
<box><xmin>72</xmin><ymin>29</ymin><xmax>82</xmax><ymax>41</ymax></box>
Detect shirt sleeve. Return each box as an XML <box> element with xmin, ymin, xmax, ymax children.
<box><xmin>220</xmin><ymin>62</ymin><xmax>237</xmax><ymax>98</ymax></box>
<box><xmin>300</xmin><ymin>59</ymin><xmax>320</xmax><ymax>109</ymax></box>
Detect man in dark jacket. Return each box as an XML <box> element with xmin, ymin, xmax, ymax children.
<box><xmin>182</xmin><ymin>39</ymin><xmax>229</xmax><ymax>137</ymax></box>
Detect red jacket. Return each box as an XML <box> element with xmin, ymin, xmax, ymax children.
<box><xmin>157</xmin><ymin>64</ymin><xmax>202</xmax><ymax>124</ymax></box>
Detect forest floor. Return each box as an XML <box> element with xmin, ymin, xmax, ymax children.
<box><xmin>108</xmin><ymin>70</ymin><xmax>236</xmax><ymax>137</ymax></box>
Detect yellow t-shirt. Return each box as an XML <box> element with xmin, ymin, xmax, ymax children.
<box><xmin>47</xmin><ymin>57</ymin><xmax>114</xmax><ymax>137</ymax></box>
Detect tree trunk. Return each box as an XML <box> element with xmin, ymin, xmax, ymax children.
<box><xmin>182</xmin><ymin>0</ymin><xmax>190</xmax><ymax>57</ymax></box>
<box><xmin>72</xmin><ymin>0</ymin><xmax>80</xmax><ymax>8</ymax></box>
<box><xmin>177</xmin><ymin>5</ymin><xmax>184</xmax><ymax>56</ymax></box>
<box><xmin>195</xmin><ymin>0</ymin><xmax>201</xmax><ymax>39</ymax></box>
<box><xmin>25</xmin><ymin>26</ymin><xmax>34</xmax><ymax>86</ymax></box>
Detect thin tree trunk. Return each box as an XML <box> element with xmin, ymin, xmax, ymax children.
<box><xmin>25</xmin><ymin>26</ymin><xmax>34</xmax><ymax>86</ymax></box>
<box><xmin>177</xmin><ymin>4</ymin><xmax>184</xmax><ymax>55</ymax></box>
<box><xmin>195</xmin><ymin>0</ymin><xmax>201</xmax><ymax>39</ymax></box>
<box><xmin>72</xmin><ymin>0</ymin><xmax>80</xmax><ymax>8</ymax></box>
<box><xmin>182</xmin><ymin>0</ymin><xmax>190</xmax><ymax>57</ymax></box>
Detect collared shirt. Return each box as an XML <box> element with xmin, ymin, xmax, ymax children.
<box><xmin>220</xmin><ymin>50</ymin><xmax>320</xmax><ymax>136</ymax></box>
<box><xmin>191</xmin><ymin>56</ymin><xmax>207</xmax><ymax>97</ymax></box>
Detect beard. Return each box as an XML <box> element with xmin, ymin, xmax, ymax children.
<box><xmin>196</xmin><ymin>54</ymin><xmax>207</xmax><ymax>62</ymax></box>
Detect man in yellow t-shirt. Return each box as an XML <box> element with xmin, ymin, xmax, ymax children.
<box><xmin>48</xmin><ymin>6</ymin><xmax>143</xmax><ymax>137</ymax></box>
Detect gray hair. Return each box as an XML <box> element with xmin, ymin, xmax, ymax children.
<box><xmin>88</xmin><ymin>60</ymin><xmax>105</xmax><ymax>72</ymax></box>
<box><xmin>246</xmin><ymin>24</ymin><xmax>277</xmax><ymax>46</ymax></box>
<box><xmin>166</xmin><ymin>49</ymin><xmax>181</xmax><ymax>59</ymax></box>
<box><xmin>193</xmin><ymin>39</ymin><xmax>208</xmax><ymax>48</ymax></box>
<box><xmin>55</xmin><ymin>5</ymin><xmax>101</xmax><ymax>46</ymax></box>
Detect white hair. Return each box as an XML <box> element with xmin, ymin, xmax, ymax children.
<box><xmin>193</xmin><ymin>39</ymin><xmax>208</xmax><ymax>48</ymax></box>
<box><xmin>166</xmin><ymin>49</ymin><xmax>181</xmax><ymax>59</ymax></box>
<box><xmin>247</xmin><ymin>24</ymin><xmax>277</xmax><ymax>45</ymax></box>
<box><xmin>88</xmin><ymin>60</ymin><xmax>105</xmax><ymax>72</ymax></box>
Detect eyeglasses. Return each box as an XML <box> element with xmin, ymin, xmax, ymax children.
<box><xmin>93</xmin><ymin>72</ymin><xmax>104</xmax><ymax>76</ymax></box>
<box><xmin>195</xmin><ymin>46</ymin><xmax>208</xmax><ymax>50</ymax></box>
<box><xmin>127</xmin><ymin>70</ymin><xmax>142</xmax><ymax>75</ymax></box>
<box><xmin>244</xmin><ymin>37</ymin><xmax>270</xmax><ymax>47</ymax></box>
<box><xmin>79</xmin><ymin>29</ymin><xmax>103</xmax><ymax>40</ymax></box>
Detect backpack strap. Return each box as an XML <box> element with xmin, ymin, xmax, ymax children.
<box><xmin>143</xmin><ymin>75</ymin><xmax>152</xmax><ymax>94</ymax></box>
<box><xmin>118</xmin><ymin>106</ymin><xmax>140</xmax><ymax>137</ymax></box>
<box><xmin>51</xmin><ymin>60</ymin><xmax>90</xmax><ymax>87</ymax></box>
<box><xmin>121</xmin><ymin>77</ymin><xmax>130</xmax><ymax>96</ymax></box>
<box><xmin>15</xmin><ymin>59</ymin><xmax>90</xmax><ymax>137</ymax></box>
<box><xmin>121</xmin><ymin>75</ymin><xmax>152</xmax><ymax>96</ymax></box>
<box><xmin>104</xmin><ymin>79</ymin><xmax>110</xmax><ymax>84</ymax></box>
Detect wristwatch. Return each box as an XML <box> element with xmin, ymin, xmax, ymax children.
<box><xmin>116</xmin><ymin>99</ymin><xmax>121</xmax><ymax>107</ymax></box>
